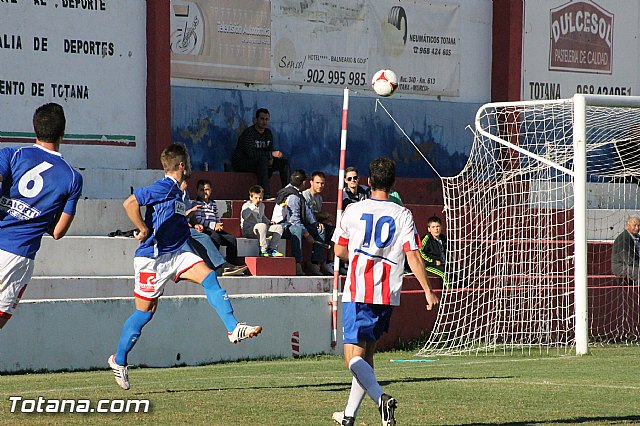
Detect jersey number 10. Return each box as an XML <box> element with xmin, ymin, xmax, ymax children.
<box><xmin>360</xmin><ymin>213</ymin><xmax>396</xmax><ymax>249</ymax></box>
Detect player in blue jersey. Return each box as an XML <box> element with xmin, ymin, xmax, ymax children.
<box><xmin>0</xmin><ymin>103</ymin><xmax>83</xmax><ymax>329</ymax></box>
<box><xmin>108</xmin><ymin>143</ymin><xmax>262</xmax><ymax>390</ymax></box>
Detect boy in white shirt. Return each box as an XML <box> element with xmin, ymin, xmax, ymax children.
<box><xmin>240</xmin><ymin>185</ymin><xmax>284</xmax><ymax>257</ymax></box>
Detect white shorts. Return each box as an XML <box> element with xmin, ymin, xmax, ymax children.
<box><xmin>133</xmin><ymin>250</ymin><xmax>204</xmax><ymax>300</ymax></box>
<box><xmin>0</xmin><ymin>249</ymin><xmax>35</xmax><ymax>318</ymax></box>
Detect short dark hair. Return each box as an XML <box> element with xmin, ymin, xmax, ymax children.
<box><xmin>427</xmin><ymin>215</ymin><xmax>442</xmax><ymax>225</ymax></box>
<box><xmin>255</xmin><ymin>108</ymin><xmax>270</xmax><ymax>118</ymax></box>
<box><xmin>33</xmin><ymin>103</ymin><xmax>66</xmax><ymax>143</ymax></box>
<box><xmin>197</xmin><ymin>179</ymin><xmax>212</xmax><ymax>189</ymax></box>
<box><xmin>368</xmin><ymin>157</ymin><xmax>395</xmax><ymax>192</ymax></box>
<box><xmin>290</xmin><ymin>169</ymin><xmax>307</xmax><ymax>188</ymax></box>
<box><xmin>310</xmin><ymin>170</ymin><xmax>325</xmax><ymax>180</ymax></box>
<box><xmin>160</xmin><ymin>143</ymin><xmax>190</xmax><ymax>173</ymax></box>
<box><xmin>345</xmin><ymin>166</ymin><xmax>358</xmax><ymax>176</ymax></box>
<box><xmin>249</xmin><ymin>185</ymin><xmax>264</xmax><ymax>195</ymax></box>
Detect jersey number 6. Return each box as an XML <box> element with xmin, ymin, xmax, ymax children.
<box><xmin>19</xmin><ymin>162</ymin><xmax>53</xmax><ymax>198</ymax></box>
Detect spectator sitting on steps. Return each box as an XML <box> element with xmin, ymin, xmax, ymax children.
<box><xmin>240</xmin><ymin>184</ymin><xmax>284</xmax><ymax>257</ymax></box>
<box><xmin>272</xmin><ymin>170</ymin><xmax>328</xmax><ymax>276</ymax></box>
<box><xmin>232</xmin><ymin>108</ymin><xmax>290</xmax><ymax>199</ymax></box>
<box><xmin>342</xmin><ymin>166</ymin><xmax>371</xmax><ymax>208</ymax></box>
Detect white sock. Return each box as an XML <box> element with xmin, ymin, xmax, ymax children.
<box><xmin>349</xmin><ymin>356</ymin><xmax>384</xmax><ymax>404</ymax></box>
<box><xmin>344</xmin><ymin>376</ymin><xmax>366</xmax><ymax>418</ymax></box>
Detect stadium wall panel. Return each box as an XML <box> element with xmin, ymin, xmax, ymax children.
<box><xmin>0</xmin><ymin>294</ymin><xmax>340</xmax><ymax>373</ymax></box>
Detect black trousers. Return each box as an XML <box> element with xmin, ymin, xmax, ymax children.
<box><xmin>233</xmin><ymin>156</ymin><xmax>290</xmax><ymax>196</ymax></box>
<box><xmin>207</xmin><ymin>230</ymin><xmax>239</xmax><ymax>265</ymax></box>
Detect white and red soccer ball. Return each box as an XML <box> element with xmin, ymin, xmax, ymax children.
<box><xmin>371</xmin><ymin>69</ymin><xmax>398</xmax><ymax>97</ymax></box>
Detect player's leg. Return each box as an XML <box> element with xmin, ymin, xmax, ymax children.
<box><xmin>345</xmin><ymin>342</ymin><xmax>396</xmax><ymax>426</ymax></box>
<box><xmin>108</xmin><ymin>297</ymin><xmax>156</xmax><ymax>390</ymax></box>
<box><xmin>109</xmin><ymin>256</ymin><xmax>169</xmax><ymax>389</ymax></box>
<box><xmin>342</xmin><ymin>303</ymin><xmax>397</xmax><ymax>425</ymax></box>
<box><xmin>0</xmin><ymin>250</ymin><xmax>34</xmax><ymax>329</ymax></box>
<box><xmin>333</xmin><ymin>302</ymin><xmax>370</xmax><ymax>424</ymax></box>
<box><xmin>112</xmin><ymin>297</ymin><xmax>157</xmax><ymax>365</ymax></box>
<box><xmin>344</xmin><ymin>342</ymin><xmax>385</xmax><ymax>406</ymax></box>
<box><xmin>179</xmin><ymin>260</ymin><xmax>261</xmax><ymax>343</ymax></box>
<box><xmin>0</xmin><ymin>283</ymin><xmax>27</xmax><ymax>330</ymax></box>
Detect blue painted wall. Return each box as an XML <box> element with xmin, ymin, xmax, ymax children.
<box><xmin>171</xmin><ymin>86</ymin><xmax>480</xmax><ymax>178</ymax></box>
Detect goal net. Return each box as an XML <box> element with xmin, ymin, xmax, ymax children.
<box><xmin>418</xmin><ymin>95</ymin><xmax>640</xmax><ymax>356</ymax></box>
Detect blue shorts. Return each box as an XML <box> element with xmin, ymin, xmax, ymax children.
<box><xmin>343</xmin><ymin>302</ymin><xmax>394</xmax><ymax>344</ymax></box>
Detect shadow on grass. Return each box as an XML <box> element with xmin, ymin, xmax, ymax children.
<box><xmin>139</xmin><ymin>375</ymin><xmax>511</xmax><ymax>395</ymax></box>
<box><xmin>457</xmin><ymin>414</ymin><xmax>640</xmax><ymax>425</ymax></box>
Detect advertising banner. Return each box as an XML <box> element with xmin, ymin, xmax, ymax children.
<box><xmin>271</xmin><ymin>0</ymin><xmax>461</xmax><ymax>97</ymax></box>
<box><xmin>170</xmin><ymin>0</ymin><xmax>271</xmax><ymax>83</ymax></box>
<box><xmin>522</xmin><ymin>0</ymin><xmax>639</xmax><ymax>100</ymax></box>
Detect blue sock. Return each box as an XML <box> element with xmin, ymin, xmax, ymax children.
<box><xmin>114</xmin><ymin>310</ymin><xmax>154</xmax><ymax>366</ymax></box>
<box><xmin>202</xmin><ymin>271</ymin><xmax>238</xmax><ymax>332</ymax></box>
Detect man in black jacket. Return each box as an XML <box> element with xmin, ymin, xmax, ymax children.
<box><xmin>612</xmin><ymin>215</ymin><xmax>640</xmax><ymax>280</ymax></box>
<box><xmin>232</xmin><ymin>108</ymin><xmax>290</xmax><ymax>198</ymax></box>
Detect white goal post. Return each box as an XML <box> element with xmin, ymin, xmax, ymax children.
<box><xmin>418</xmin><ymin>94</ymin><xmax>640</xmax><ymax>357</ymax></box>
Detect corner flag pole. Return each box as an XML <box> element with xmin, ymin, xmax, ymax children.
<box><xmin>331</xmin><ymin>88</ymin><xmax>349</xmax><ymax>348</ymax></box>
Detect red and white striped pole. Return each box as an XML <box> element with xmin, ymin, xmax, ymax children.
<box><xmin>331</xmin><ymin>88</ymin><xmax>349</xmax><ymax>348</ymax></box>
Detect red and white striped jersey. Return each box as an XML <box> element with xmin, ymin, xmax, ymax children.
<box><xmin>332</xmin><ymin>198</ymin><xmax>420</xmax><ymax>306</ymax></box>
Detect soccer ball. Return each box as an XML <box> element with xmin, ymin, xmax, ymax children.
<box><xmin>371</xmin><ymin>69</ymin><xmax>398</xmax><ymax>97</ymax></box>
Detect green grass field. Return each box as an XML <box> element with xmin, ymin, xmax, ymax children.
<box><xmin>1</xmin><ymin>345</ymin><xmax>639</xmax><ymax>425</ymax></box>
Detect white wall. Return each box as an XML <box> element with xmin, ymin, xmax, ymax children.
<box><xmin>1</xmin><ymin>1</ymin><xmax>148</xmax><ymax>169</ymax></box>
<box><xmin>0</xmin><ymin>294</ymin><xmax>342</xmax><ymax>373</ymax></box>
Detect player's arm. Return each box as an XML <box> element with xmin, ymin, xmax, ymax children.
<box><xmin>334</xmin><ymin>243</ymin><xmax>348</xmax><ymax>261</ymax></box>
<box><xmin>48</xmin><ymin>212</ymin><xmax>75</xmax><ymax>240</ymax></box>
<box><xmin>123</xmin><ymin>194</ymin><xmax>149</xmax><ymax>242</ymax></box>
<box><xmin>406</xmin><ymin>249</ymin><xmax>440</xmax><ymax>310</ymax></box>
<box><xmin>49</xmin><ymin>171</ymin><xmax>83</xmax><ymax>240</ymax></box>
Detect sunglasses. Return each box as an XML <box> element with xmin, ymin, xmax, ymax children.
<box><xmin>346</xmin><ymin>176</ymin><xmax>358</xmax><ymax>182</ymax></box>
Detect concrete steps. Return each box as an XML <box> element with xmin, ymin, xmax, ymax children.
<box><xmin>34</xmin><ymin>235</ymin><xmax>288</xmax><ymax>276</ymax></box>
<box><xmin>35</xmin><ymin>236</ymin><xmax>137</xmax><ymax>276</ymax></box>
<box><xmin>245</xmin><ymin>256</ymin><xmax>296</xmax><ymax>276</ymax></box>
<box><xmin>22</xmin><ymin>275</ymin><xmax>334</xmax><ymax>300</ymax></box>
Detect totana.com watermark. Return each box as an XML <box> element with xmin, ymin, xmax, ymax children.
<box><xmin>8</xmin><ymin>396</ymin><xmax>151</xmax><ymax>413</ymax></box>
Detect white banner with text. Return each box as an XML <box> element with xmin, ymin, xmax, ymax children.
<box><xmin>270</xmin><ymin>0</ymin><xmax>461</xmax><ymax>97</ymax></box>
